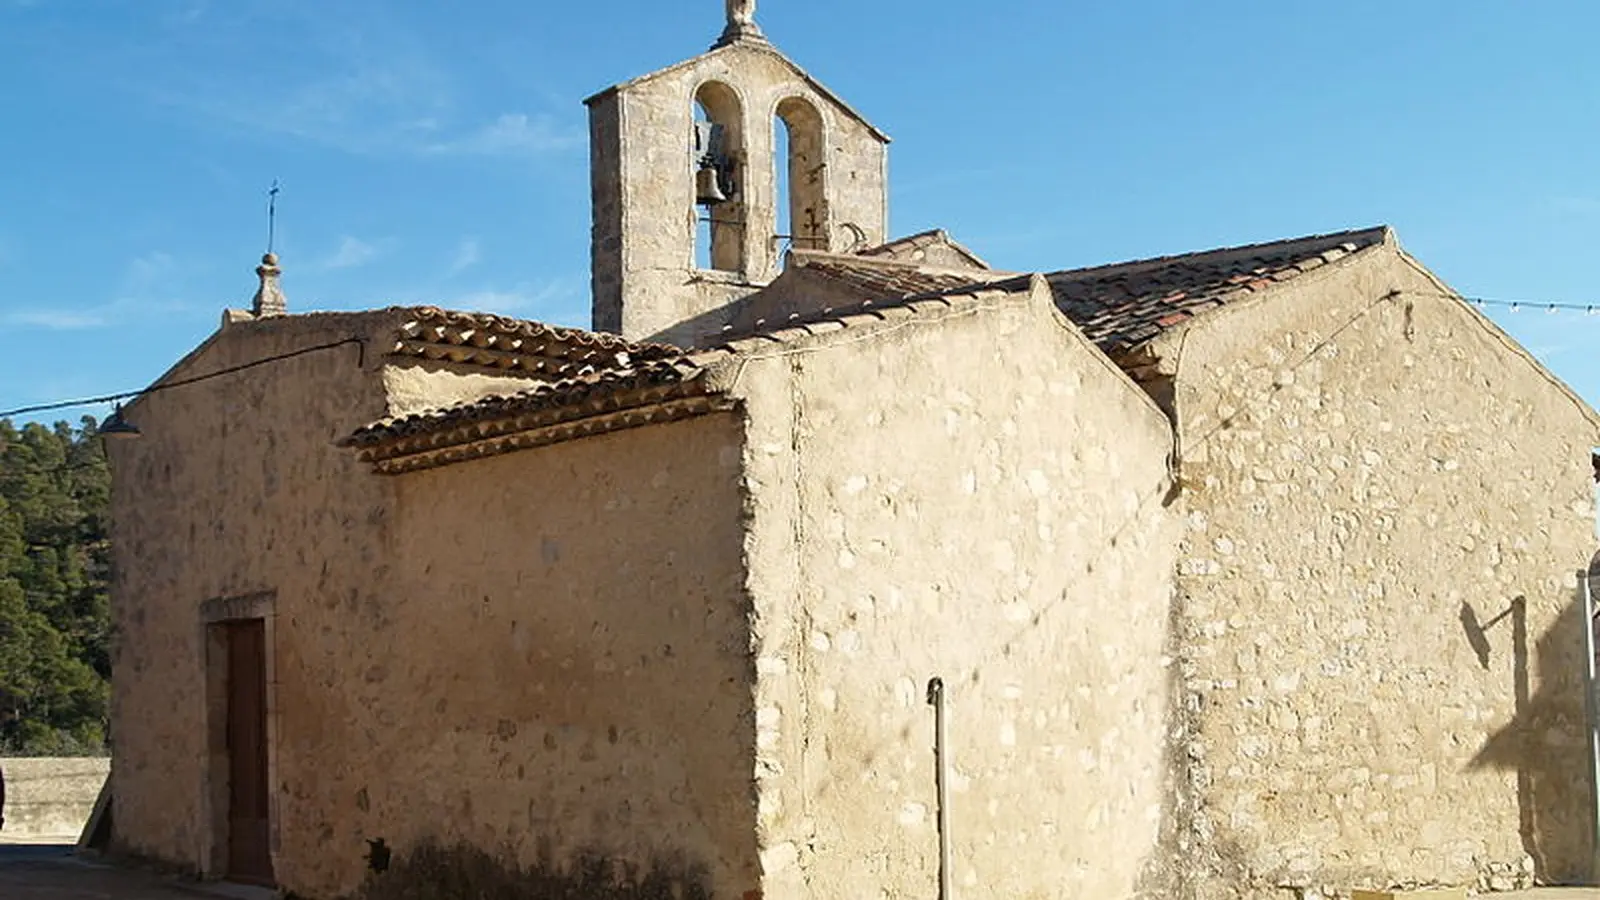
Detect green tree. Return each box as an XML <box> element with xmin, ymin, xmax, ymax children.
<box><xmin>0</xmin><ymin>416</ymin><xmax>111</xmax><ymax>755</ymax></box>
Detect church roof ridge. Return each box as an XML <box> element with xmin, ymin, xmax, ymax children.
<box><xmin>341</xmin><ymin>281</ymin><xmax>1036</xmax><ymax>473</ymax></box>
<box><xmin>755</xmin><ymin>226</ymin><xmax>1394</xmax><ymax>356</ymax></box>
<box><xmin>1042</xmin><ymin>225</ymin><xmax>1391</xmax><ymax>354</ymax></box>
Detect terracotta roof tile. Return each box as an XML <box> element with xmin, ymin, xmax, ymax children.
<box><xmin>344</xmin><ymin>355</ymin><xmax>711</xmax><ymax>450</ymax></box>
<box><xmin>735</xmin><ymin>228</ymin><xmax>1388</xmax><ymax>359</ymax></box>
<box><xmin>342</xmin><ymin>227</ymin><xmax>1391</xmax><ymax>471</ymax></box>
<box><xmin>801</xmin><ymin>258</ymin><xmax>985</xmax><ymax>299</ymax></box>
<box><xmin>1043</xmin><ymin>227</ymin><xmax>1389</xmax><ymax>354</ymax></box>
<box><xmin>389</xmin><ymin>306</ymin><xmax>682</xmax><ymax>377</ymax></box>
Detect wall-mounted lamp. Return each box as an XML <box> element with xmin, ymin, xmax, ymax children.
<box><xmin>99</xmin><ymin>403</ymin><xmax>141</xmax><ymax>440</ymax></box>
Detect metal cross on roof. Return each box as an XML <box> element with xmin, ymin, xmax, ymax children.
<box><xmin>266</xmin><ymin>179</ymin><xmax>281</xmax><ymax>255</ymax></box>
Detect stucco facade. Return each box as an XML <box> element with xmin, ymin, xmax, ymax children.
<box><xmin>106</xmin><ymin>7</ymin><xmax>1600</xmax><ymax>900</ymax></box>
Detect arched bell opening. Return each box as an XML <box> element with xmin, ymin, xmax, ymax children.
<box><xmin>692</xmin><ymin>81</ymin><xmax>747</xmax><ymax>273</ymax></box>
<box><xmin>775</xmin><ymin>96</ymin><xmax>828</xmax><ymax>255</ymax></box>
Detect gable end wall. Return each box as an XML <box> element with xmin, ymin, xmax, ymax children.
<box><xmin>735</xmin><ymin>283</ymin><xmax>1183</xmax><ymax>900</ymax></box>
<box><xmin>1163</xmin><ymin>245</ymin><xmax>1600</xmax><ymax>897</ymax></box>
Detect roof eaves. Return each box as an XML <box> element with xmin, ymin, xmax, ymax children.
<box><xmin>711</xmin><ymin>278</ymin><xmax>1032</xmax><ymax>354</ymax></box>
<box><xmin>343</xmin><ymin>357</ymin><xmax>731</xmax><ymax>474</ymax></box>
<box><xmin>386</xmin><ymin>307</ymin><xmax>682</xmax><ymax>378</ymax></box>
<box><xmin>1048</xmin><ymin>227</ymin><xmax>1391</xmax><ymax>356</ymax></box>
<box><xmin>1048</xmin><ymin>226</ymin><xmax>1390</xmax><ymax>286</ymax></box>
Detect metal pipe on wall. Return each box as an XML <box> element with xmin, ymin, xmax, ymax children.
<box><xmin>1585</xmin><ymin>563</ymin><xmax>1600</xmax><ymax>885</ymax></box>
<box><xmin>927</xmin><ymin>677</ymin><xmax>951</xmax><ymax>900</ymax></box>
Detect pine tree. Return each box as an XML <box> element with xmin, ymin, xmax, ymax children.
<box><xmin>0</xmin><ymin>417</ymin><xmax>111</xmax><ymax>755</ymax></box>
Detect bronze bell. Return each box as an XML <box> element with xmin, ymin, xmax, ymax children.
<box><xmin>696</xmin><ymin>164</ymin><xmax>728</xmax><ymax>206</ymax></box>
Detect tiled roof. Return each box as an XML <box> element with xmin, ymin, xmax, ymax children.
<box><xmin>389</xmin><ymin>306</ymin><xmax>682</xmax><ymax>378</ymax></box>
<box><xmin>345</xmin><ymin>283</ymin><xmax>1031</xmax><ymax>473</ymax></box>
<box><xmin>343</xmin><ymin>226</ymin><xmax>1394</xmax><ymax>472</ymax></box>
<box><xmin>761</xmin><ymin>228</ymin><xmax>1390</xmax><ymax>358</ymax></box>
<box><xmin>712</xmin><ymin>284</ymin><xmax>1024</xmax><ymax>356</ymax></box>
<box><xmin>343</xmin><ymin>354</ymin><xmax>726</xmax><ymax>474</ymax></box>
<box><xmin>1044</xmin><ymin>227</ymin><xmax>1389</xmax><ymax>354</ymax></box>
<box><xmin>346</xmin><ymin>355</ymin><xmax>708</xmax><ymax>449</ymax></box>
<box><xmin>798</xmin><ymin>257</ymin><xmax>989</xmax><ymax>302</ymax></box>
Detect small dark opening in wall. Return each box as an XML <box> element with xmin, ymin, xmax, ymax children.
<box><xmin>1591</xmin><ymin>448</ymin><xmax>1599</xmax><ymax>541</ymax></box>
<box><xmin>366</xmin><ymin>837</ymin><xmax>391</xmax><ymax>873</ymax></box>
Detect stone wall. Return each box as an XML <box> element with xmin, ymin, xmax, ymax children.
<box><xmin>734</xmin><ymin>278</ymin><xmax>1182</xmax><ymax>900</ymax></box>
<box><xmin>354</xmin><ymin>412</ymin><xmax>757</xmax><ymax>900</ymax></box>
<box><xmin>0</xmin><ymin>757</ymin><xmax>108</xmax><ymax>840</ymax></box>
<box><xmin>110</xmin><ymin>311</ymin><xmax>759</xmax><ymax>899</ymax></box>
<box><xmin>587</xmin><ymin>41</ymin><xmax>889</xmax><ymax>345</ymax></box>
<box><xmin>1153</xmin><ymin>244</ymin><xmax>1600</xmax><ymax>897</ymax></box>
<box><xmin>108</xmin><ymin>311</ymin><xmax>406</xmax><ymax>891</ymax></box>
<box><xmin>381</xmin><ymin>358</ymin><xmax>543</xmax><ymax>417</ymax></box>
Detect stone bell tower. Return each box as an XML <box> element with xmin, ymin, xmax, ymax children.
<box><xmin>585</xmin><ymin>0</ymin><xmax>891</xmax><ymax>347</ymax></box>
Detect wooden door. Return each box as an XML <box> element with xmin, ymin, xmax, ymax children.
<box><xmin>225</xmin><ymin>619</ymin><xmax>274</xmax><ymax>886</ymax></box>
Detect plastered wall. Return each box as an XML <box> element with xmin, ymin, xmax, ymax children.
<box><xmin>1159</xmin><ymin>246</ymin><xmax>1600</xmax><ymax>897</ymax></box>
<box><xmin>381</xmin><ymin>359</ymin><xmax>544</xmax><ymax>416</ymax></box>
<box><xmin>733</xmin><ymin>281</ymin><xmax>1182</xmax><ymax>900</ymax></box>
<box><xmin>355</xmin><ymin>412</ymin><xmax>758</xmax><ymax>900</ymax></box>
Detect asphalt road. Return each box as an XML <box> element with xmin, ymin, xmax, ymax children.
<box><xmin>0</xmin><ymin>845</ymin><xmax>216</xmax><ymax>899</ymax></box>
<box><xmin>6</xmin><ymin>843</ymin><xmax>1600</xmax><ymax>900</ymax></box>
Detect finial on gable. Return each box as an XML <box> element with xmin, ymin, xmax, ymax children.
<box><xmin>251</xmin><ymin>180</ymin><xmax>287</xmax><ymax>317</ymax></box>
<box><xmin>252</xmin><ymin>252</ymin><xmax>287</xmax><ymax>317</ymax></box>
<box><xmin>714</xmin><ymin>0</ymin><xmax>766</xmax><ymax>48</ymax></box>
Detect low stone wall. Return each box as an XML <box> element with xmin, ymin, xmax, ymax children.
<box><xmin>1</xmin><ymin>757</ymin><xmax>110</xmax><ymax>840</ymax></box>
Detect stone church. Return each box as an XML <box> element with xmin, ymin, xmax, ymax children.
<box><xmin>106</xmin><ymin>4</ymin><xmax>1600</xmax><ymax>899</ymax></box>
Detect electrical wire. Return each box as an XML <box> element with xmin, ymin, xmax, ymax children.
<box><xmin>0</xmin><ymin>288</ymin><xmax>1595</xmax><ymax>421</ymax></box>
<box><xmin>1451</xmin><ymin>293</ymin><xmax>1600</xmax><ymax>315</ymax></box>
<box><xmin>0</xmin><ymin>337</ymin><xmax>365</xmax><ymax>420</ymax></box>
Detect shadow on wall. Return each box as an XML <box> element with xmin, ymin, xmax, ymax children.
<box><xmin>354</xmin><ymin>840</ymin><xmax>711</xmax><ymax>900</ymax></box>
<box><xmin>1467</xmin><ymin>561</ymin><xmax>1598</xmax><ymax>885</ymax></box>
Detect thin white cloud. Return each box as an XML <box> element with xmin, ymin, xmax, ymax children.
<box><xmin>3</xmin><ymin>252</ymin><xmax>197</xmax><ymax>331</ymax></box>
<box><xmin>1550</xmin><ymin>196</ymin><xmax>1600</xmax><ymax>216</ymax></box>
<box><xmin>434</xmin><ymin>275</ymin><xmax>587</xmax><ymax>324</ymax></box>
<box><xmin>423</xmin><ymin>113</ymin><xmax>582</xmax><ymax>158</ymax></box>
<box><xmin>160</xmin><ymin>76</ymin><xmax>580</xmax><ymax>161</ymax></box>
<box><xmin>323</xmin><ymin>236</ymin><xmax>384</xmax><ymax>270</ymax></box>
<box><xmin>449</xmin><ymin>237</ymin><xmax>482</xmax><ymax>274</ymax></box>
<box><xmin>126</xmin><ymin>251</ymin><xmax>178</xmax><ymax>286</ymax></box>
<box><xmin>4</xmin><ymin>296</ymin><xmax>196</xmax><ymax>331</ymax></box>
<box><xmin>3</xmin><ymin>309</ymin><xmax>110</xmax><ymax>330</ymax></box>
<box><xmin>136</xmin><ymin>7</ymin><xmax>579</xmax><ymax>163</ymax></box>
<box><xmin>161</xmin><ymin>0</ymin><xmax>208</xmax><ymax>26</ymax></box>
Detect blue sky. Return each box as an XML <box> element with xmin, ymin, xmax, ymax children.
<box><xmin>1</xmin><ymin>0</ymin><xmax>1597</xmax><ymax>422</ymax></box>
